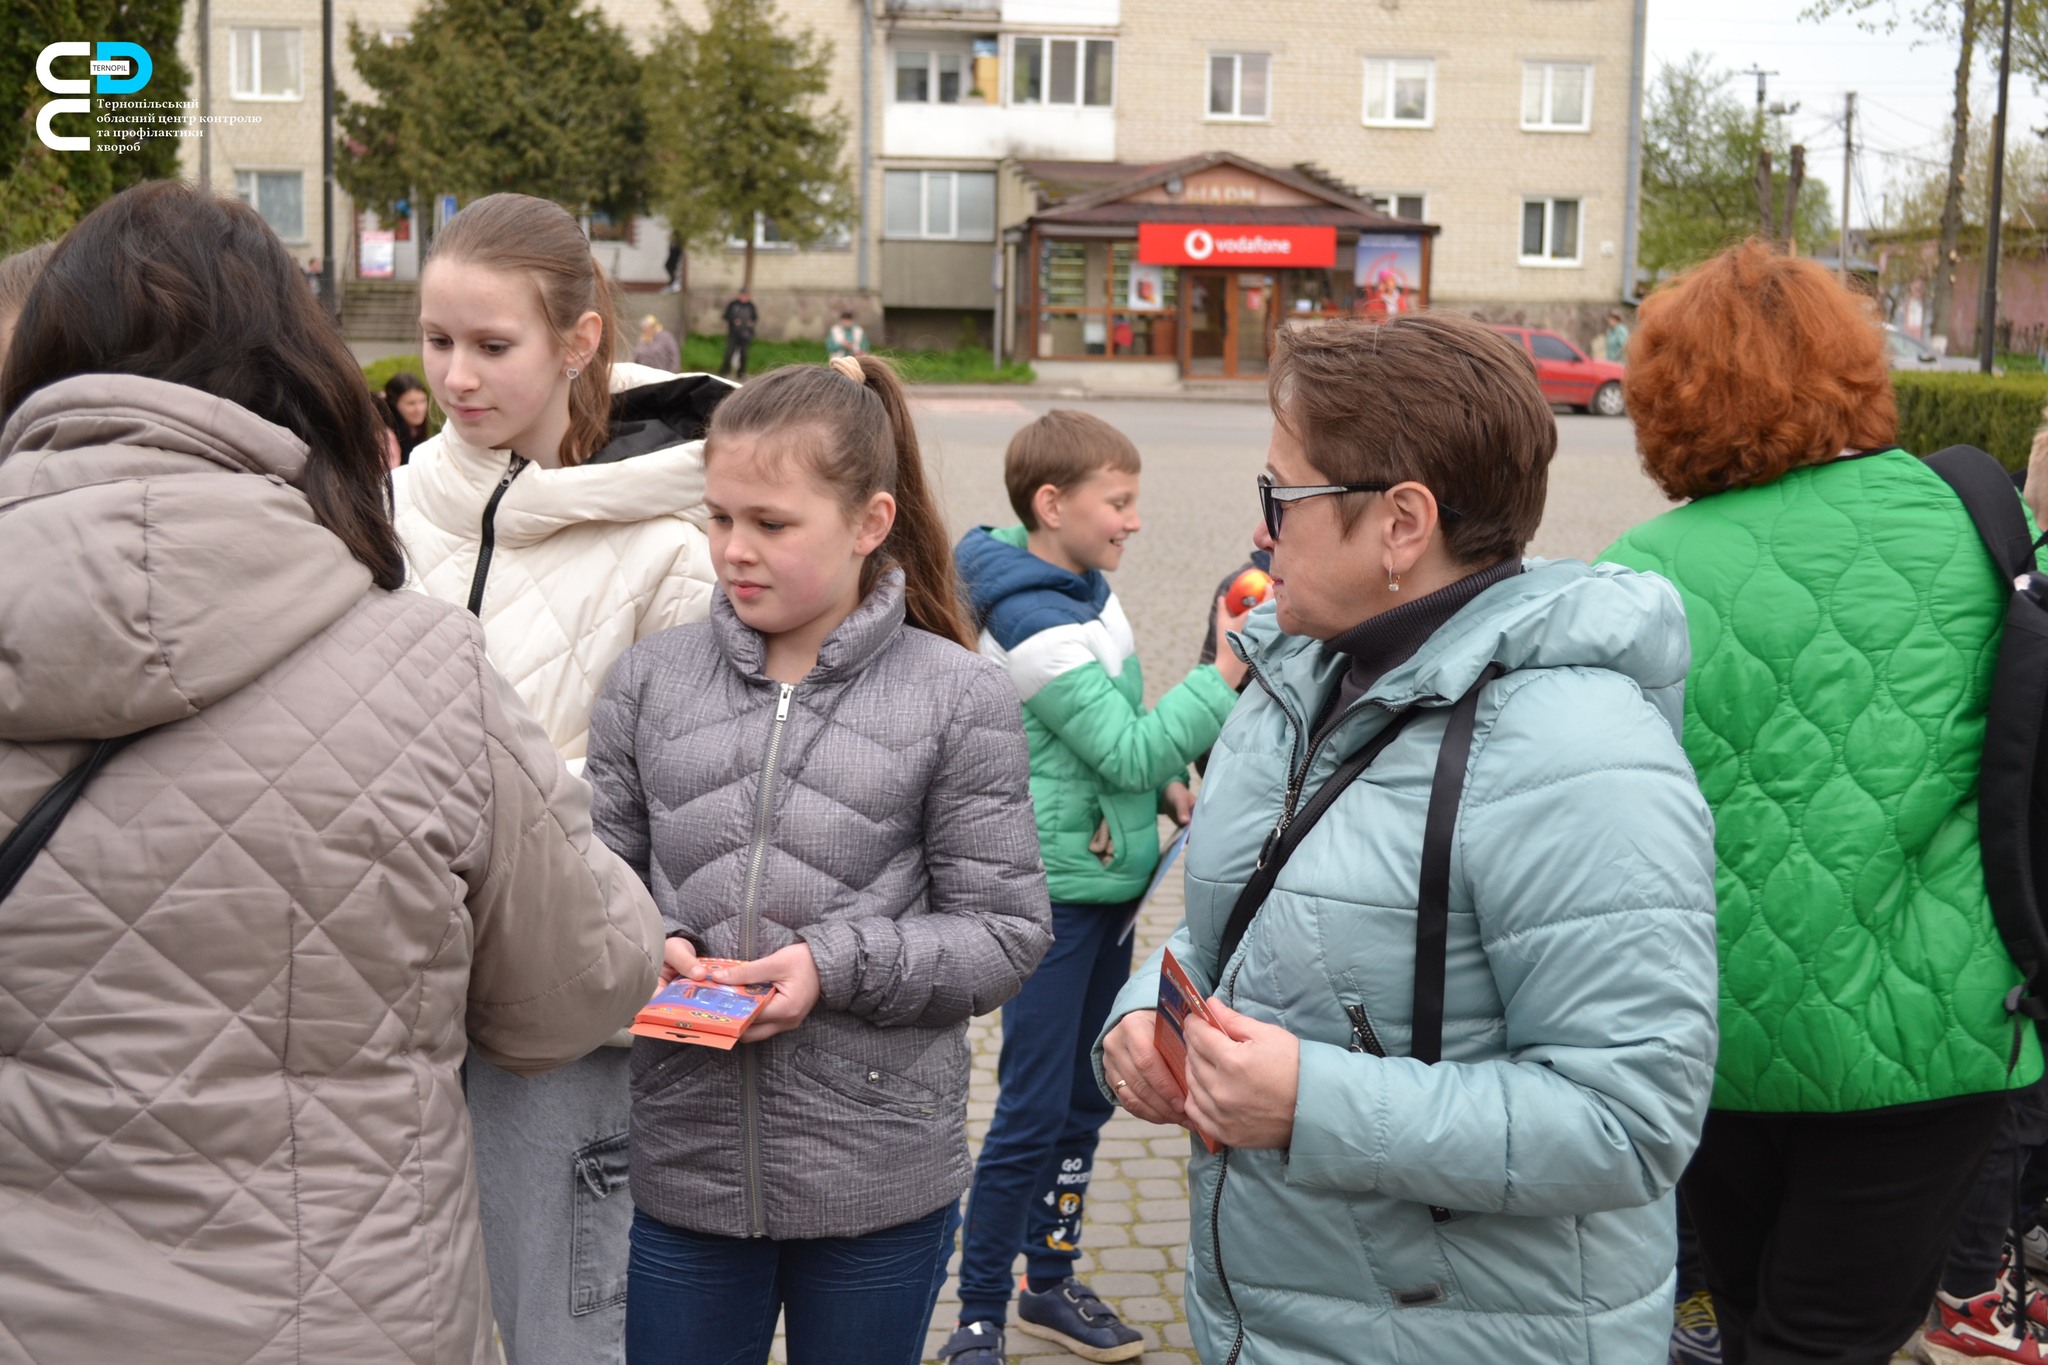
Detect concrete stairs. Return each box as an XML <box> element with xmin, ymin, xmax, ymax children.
<box><xmin>342</xmin><ymin>280</ymin><xmax>420</xmax><ymax>341</ymax></box>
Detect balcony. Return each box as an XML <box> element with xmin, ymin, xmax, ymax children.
<box><xmin>883</xmin><ymin>101</ymin><xmax>1115</xmax><ymax>161</ymax></box>
<box><xmin>880</xmin><ymin>0</ymin><xmax>1117</xmax><ymax>21</ymax></box>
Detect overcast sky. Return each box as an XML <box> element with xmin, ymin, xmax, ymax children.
<box><xmin>1645</xmin><ymin>0</ymin><xmax>2046</xmax><ymax>227</ymax></box>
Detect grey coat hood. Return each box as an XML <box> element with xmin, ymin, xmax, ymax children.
<box><xmin>0</xmin><ymin>373</ymin><xmax>370</xmax><ymax>742</ymax></box>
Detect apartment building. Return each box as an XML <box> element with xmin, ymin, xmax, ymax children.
<box><xmin>173</xmin><ymin>0</ymin><xmax>1644</xmax><ymax>374</ymax></box>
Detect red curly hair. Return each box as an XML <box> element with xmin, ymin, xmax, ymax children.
<box><xmin>1626</xmin><ymin>239</ymin><xmax>1896</xmax><ymax>500</ymax></box>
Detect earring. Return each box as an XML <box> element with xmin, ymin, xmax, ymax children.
<box><xmin>1388</xmin><ymin>572</ymin><xmax>1401</xmax><ymax>592</ymax></box>
<box><xmin>566</xmin><ymin>367</ymin><xmax>581</xmax><ymax>380</ymax></box>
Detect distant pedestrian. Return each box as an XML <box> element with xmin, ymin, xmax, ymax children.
<box><xmin>663</xmin><ymin>231</ymin><xmax>683</xmax><ymax>293</ymax></box>
<box><xmin>635</xmin><ymin>313</ymin><xmax>680</xmax><ymax>373</ymax></box>
<box><xmin>1603</xmin><ymin>240</ymin><xmax>2039</xmax><ymax>1365</ymax></box>
<box><xmin>590</xmin><ymin>355</ymin><xmax>1050</xmax><ymax>1365</ymax></box>
<box><xmin>721</xmin><ymin>288</ymin><xmax>757</xmax><ymax>379</ymax></box>
<box><xmin>381</xmin><ymin>370</ymin><xmax>432</xmax><ymax>463</ymax></box>
<box><xmin>303</xmin><ymin>256</ymin><xmax>323</xmax><ymax>297</ymax></box>
<box><xmin>1604</xmin><ymin>309</ymin><xmax>1630</xmax><ymax>361</ymax></box>
<box><xmin>826</xmin><ymin>309</ymin><xmax>866</xmax><ymax>361</ymax></box>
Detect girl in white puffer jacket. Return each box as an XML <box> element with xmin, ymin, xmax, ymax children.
<box><xmin>389</xmin><ymin>192</ymin><xmax>736</xmax><ymax>1365</ymax></box>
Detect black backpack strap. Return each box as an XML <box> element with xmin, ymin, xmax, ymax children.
<box><xmin>1926</xmin><ymin>446</ymin><xmax>2048</xmax><ymax>1021</ymax></box>
<box><xmin>1926</xmin><ymin>445</ymin><xmax>2040</xmax><ymax>580</ymax></box>
<box><xmin>0</xmin><ymin>735</ymin><xmax>137</xmax><ymax>904</ymax></box>
<box><xmin>1215</xmin><ymin>708</ymin><xmax>1421</xmax><ymax>972</ymax></box>
<box><xmin>1412</xmin><ymin>664</ymin><xmax>1501</xmax><ymax>1065</ymax></box>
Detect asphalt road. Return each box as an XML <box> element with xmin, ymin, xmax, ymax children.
<box><xmin>911</xmin><ymin>395</ymin><xmax>1673</xmax><ymax>704</ymax></box>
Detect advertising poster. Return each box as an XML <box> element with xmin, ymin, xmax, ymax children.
<box><xmin>1127</xmin><ymin>261</ymin><xmax>1165</xmax><ymax>311</ymax></box>
<box><xmin>359</xmin><ymin>230</ymin><xmax>396</xmax><ymax>279</ymax></box>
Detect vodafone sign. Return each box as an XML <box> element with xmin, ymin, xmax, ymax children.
<box><xmin>1136</xmin><ymin>223</ymin><xmax>1337</xmax><ymax>268</ymax></box>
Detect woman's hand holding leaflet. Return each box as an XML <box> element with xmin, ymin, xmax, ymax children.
<box><xmin>1102</xmin><ymin>1008</ymin><xmax>1185</xmax><ymax>1126</ymax></box>
<box><xmin>714</xmin><ymin>943</ymin><xmax>822</xmax><ymax>1042</ymax></box>
<box><xmin>660</xmin><ymin>935</ymin><xmax>705</xmax><ymax>986</ymax></box>
<box><xmin>1183</xmin><ymin>1000</ymin><xmax>1299</xmax><ymax>1150</ymax></box>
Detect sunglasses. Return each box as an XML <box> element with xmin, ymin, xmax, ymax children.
<box><xmin>1257</xmin><ymin>474</ymin><xmax>1465</xmax><ymax>541</ymax></box>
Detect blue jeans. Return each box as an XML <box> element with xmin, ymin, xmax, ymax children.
<box><xmin>955</xmin><ymin>900</ymin><xmax>1135</xmax><ymax>1324</ymax></box>
<box><xmin>625</xmin><ymin>1204</ymin><xmax>953</xmax><ymax>1365</ymax></box>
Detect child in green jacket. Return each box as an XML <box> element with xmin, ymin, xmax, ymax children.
<box><xmin>941</xmin><ymin>410</ymin><xmax>1244</xmax><ymax>1364</ymax></box>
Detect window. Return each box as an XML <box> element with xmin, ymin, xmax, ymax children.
<box><xmin>883</xmin><ymin>171</ymin><xmax>995</xmax><ymax>241</ymax></box>
<box><xmin>235</xmin><ymin>170</ymin><xmax>305</xmax><ymax>240</ymax></box>
<box><xmin>895</xmin><ymin>51</ymin><xmax>965</xmax><ymax>103</ymax></box>
<box><xmin>1012</xmin><ymin>37</ymin><xmax>1113</xmax><ymax>107</ymax></box>
<box><xmin>1520</xmin><ymin>197</ymin><xmax>1581</xmax><ymax>265</ymax></box>
<box><xmin>1368</xmin><ymin>193</ymin><xmax>1427</xmax><ymax>221</ymax></box>
<box><xmin>726</xmin><ymin>209</ymin><xmax>850</xmax><ymax>251</ymax></box>
<box><xmin>231</xmin><ymin>28</ymin><xmax>302</xmax><ymax>99</ymax></box>
<box><xmin>1530</xmin><ymin>333</ymin><xmax>1583</xmax><ymax>362</ymax></box>
<box><xmin>1522</xmin><ymin>63</ymin><xmax>1591</xmax><ymax>131</ymax></box>
<box><xmin>1208</xmin><ymin>53</ymin><xmax>1270</xmax><ymax>120</ymax></box>
<box><xmin>1362</xmin><ymin>58</ymin><xmax>1432</xmax><ymax>126</ymax></box>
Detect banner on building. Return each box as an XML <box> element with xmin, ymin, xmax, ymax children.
<box><xmin>1137</xmin><ymin>223</ymin><xmax>1336</xmax><ymax>268</ymax></box>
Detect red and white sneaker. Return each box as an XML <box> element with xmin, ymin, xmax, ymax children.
<box><xmin>1919</xmin><ymin>1286</ymin><xmax>2048</xmax><ymax>1363</ymax></box>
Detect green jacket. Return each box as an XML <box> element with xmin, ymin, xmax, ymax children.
<box><xmin>1604</xmin><ymin>448</ymin><xmax>2045</xmax><ymax>1111</ymax></box>
<box><xmin>956</xmin><ymin>526</ymin><xmax>1237</xmax><ymax>904</ymax></box>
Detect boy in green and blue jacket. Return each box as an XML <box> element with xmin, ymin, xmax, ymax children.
<box><xmin>939</xmin><ymin>410</ymin><xmax>1243</xmax><ymax>1365</ymax></box>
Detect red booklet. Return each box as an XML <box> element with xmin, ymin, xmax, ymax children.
<box><xmin>629</xmin><ymin>960</ymin><xmax>773</xmax><ymax>1049</ymax></box>
<box><xmin>1154</xmin><ymin>947</ymin><xmax>1222</xmax><ymax>1153</ymax></box>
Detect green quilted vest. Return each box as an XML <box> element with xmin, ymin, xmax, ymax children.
<box><xmin>1604</xmin><ymin>449</ymin><xmax>2044</xmax><ymax>1112</ymax></box>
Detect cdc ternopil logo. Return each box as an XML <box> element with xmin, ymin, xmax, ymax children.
<box><xmin>36</xmin><ymin>42</ymin><xmax>153</xmax><ymax>152</ymax></box>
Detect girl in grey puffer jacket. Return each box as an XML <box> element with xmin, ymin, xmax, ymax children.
<box><xmin>586</xmin><ymin>356</ymin><xmax>1052</xmax><ymax>1365</ymax></box>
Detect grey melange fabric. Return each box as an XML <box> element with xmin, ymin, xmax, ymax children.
<box><xmin>586</xmin><ymin>569</ymin><xmax>1053</xmax><ymax>1240</ymax></box>
<box><xmin>0</xmin><ymin>373</ymin><xmax>663</xmax><ymax>1364</ymax></box>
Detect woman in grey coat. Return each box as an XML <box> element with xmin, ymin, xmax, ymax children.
<box><xmin>586</xmin><ymin>355</ymin><xmax>1051</xmax><ymax>1365</ymax></box>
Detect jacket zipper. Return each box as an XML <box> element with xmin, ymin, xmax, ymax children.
<box><xmin>1214</xmin><ymin>956</ymin><xmax>1252</xmax><ymax>1365</ymax></box>
<box><xmin>1348</xmin><ymin>1004</ymin><xmax>1451</xmax><ymax>1223</ymax></box>
<box><xmin>737</xmin><ymin>682</ymin><xmax>795</xmax><ymax>1237</ymax></box>
<box><xmin>464</xmin><ymin>455</ymin><xmax>529</xmax><ymax>616</ymax></box>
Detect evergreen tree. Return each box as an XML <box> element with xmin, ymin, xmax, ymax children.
<box><xmin>337</xmin><ymin>0</ymin><xmax>646</xmax><ymax>226</ymax></box>
<box><xmin>642</xmin><ymin>0</ymin><xmax>854</xmax><ymax>291</ymax></box>
<box><xmin>0</xmin><ymin>0</ymin><xmax>193</xmax><ymax>252</ymax></box>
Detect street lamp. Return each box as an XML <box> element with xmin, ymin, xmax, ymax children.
<box><xmin>1981</xmin><ymin>0</ymin><xmax>2015</xmax><ymax>372</ymax></box>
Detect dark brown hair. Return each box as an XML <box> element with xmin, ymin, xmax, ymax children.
<box><xmin>0</xmin><ymin>181</ymin><xmax>404</xmax><ymax>589</ymax></box>
<box><xmin>426</xmin><ymin>192</ymin><xmax>618</xmax><ymax>467</ymax></box>
<box><xmin>1004</xmin><ymin>409</ymin><xmax>1142</xmax><ymax>529</ymax></box>
<box><xmin>705</xmin><ymin>357</ymin><xmax>975</xmax><ymax>649</ymax></box>
<box><xmin>1626</xmin><ymin>239</ymin><xmax>1895</xmax><ymax>500</ymax></box>
<box><xmin>1268</xmin><ymin>313</ymin><xmax>1555</xmax><ymax>565</ymax></box>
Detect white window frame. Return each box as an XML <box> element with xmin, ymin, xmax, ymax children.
<box><xmin>1009</xmin><ymin>35</ymin><xmax>1116</xmax><ymax>109</ymax></box>
<box><xmin>1206</xmin><ymin>52</ymin><xmax>1271</xmax><ymax>121</ymax></box>
<box><xmin>882</xmin><ymin>170</ymin><xmax>996</xmax><ymax>242</ymax></box>
<box><xmin>1521</xmin><ymin>62</ymin><xmax>1593</xmax><ymax>132</ymax></box>
<box><xmin>234</xmin><ymin>168</ymin><xmax>307</xmax><ymax>242</ymax></box>
<box><xmin>725</xmin><ymin>209</ymin><xmax>851</xmax><ymax>252</ymax></box>
<box><xmin>1361</xmin><ymin>57</ymin><xmax>1434</xmax><ymax>128</ymax></box>
<box><xmin>1519</xmin><ymin>196</ymin><xmax>1583</xmax><ymax>267</ymax></box>
<box><xmin>1368</xmin><ymin>192</ymin><xmax>1428</xmax><ymax>222</ymax></box>
<box><xmin>230</xmin><ymin>28</ymin><xmax>303</xmax><ymax>101</ymax></box>
<box><xmin>893</xmin><ymin>50</ymin><xmax>968</xmax><ymax>104</ymax></box>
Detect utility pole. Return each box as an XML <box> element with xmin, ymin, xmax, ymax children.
<box><xmin>1740</xmin><ymin>66</ymin><xmax>1779</xmax><ymax>132</ymax></box>
<box><xmin>1781</xmin><ymin>145</ymin><xmax>1807</xmax><ymax>250</ymax></box>
<box><xmin>320</xmin><ymin>0</ymin><xmax>336</xmax><ymax>314</ymax></box>
<box><xmin>1840</xmin><ymin>92</ymin><xmax>1855</xmax><ymax>282</ymax></box>
<box><xmin>1981</xmin><ymin>0</ymin><xmax>2015</xmax><ymax>372</ymax></box>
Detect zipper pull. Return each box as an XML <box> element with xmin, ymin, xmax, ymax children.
<box><xmin>775</xmin><ymin>683</ymin><xmax>794</xmax><ymax>721</ymax></box>
<box><xmin>1256</xmin><ymin>822</ymin><xmax>1284</xmax><ymax>871</ymax></box>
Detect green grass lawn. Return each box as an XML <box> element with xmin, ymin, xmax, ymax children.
<box><xmin>679</xmin><ymin>334</ymin><xmax>1033</xmax><ymax>384</ymax></box>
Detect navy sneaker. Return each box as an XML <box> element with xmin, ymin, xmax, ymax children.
<box><xmin>1670</xmin><ymin>1287</ymin><xmax>1723</xmax><ymax>1365</ymax></box>
<box><xmin>1015</xmin><ymin>1278</ymin><xmax>1146</xmax><ymax>1363</ymax></box>
<box><xmin>937</xmin><ymin>1320</ymin><xmax>1005</xmax><ymax>1365</ymax></box>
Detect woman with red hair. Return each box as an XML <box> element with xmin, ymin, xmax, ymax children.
<box><xmin>1604</xmin><ymin>240</ymin><xmax>2042</xmax><ymax>1363</ymax></box>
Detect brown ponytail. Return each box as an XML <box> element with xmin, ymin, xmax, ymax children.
<box><xmin>704</xmin><ymin>356</ymin><xmax>975</xmax><ymax>649</ymax></box>
<box><xmin>425</xmin><ymin>192</ymin><xmax>615</xmax><ymax>466</ymax></box>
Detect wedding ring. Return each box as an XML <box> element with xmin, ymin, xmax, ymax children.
<box><xmin>1115</xmin><ymin>1079</ymin><xmax>1129</xmax><ymax>1090</ymax></box>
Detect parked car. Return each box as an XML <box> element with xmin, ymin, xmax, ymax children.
<box><xmin>1491</xmin><ymin>326</ymin><xmax>1628</xmax><ymax>416</ymax></box>
<box><xmin>1884</xmin><ymin>324</ymin><xmax>1985</xmax><ymax>373</ymax></box>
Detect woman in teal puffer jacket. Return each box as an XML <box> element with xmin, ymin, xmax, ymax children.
<box><xmin>1096</xmin><ymin>313</ymin><xmax>1720</xmax><ymax>1365</ymax></box>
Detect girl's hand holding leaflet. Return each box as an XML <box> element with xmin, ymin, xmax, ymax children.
<box><xmin>1102</xmin><ymin>1008</ymin><xmax>1185</xmax><ymax>1127</ymax></box>
<box><xmin>713</xmin><ymin>943</ymin><xmax>822</xmax><ymax>1042</ymax></box>
<box><xmin>1183</xmin><ymin>998</ymin><xmax>1299</xmax><ymax>1149</ymax></box>
<box><xmin>660</xmin><ymin>936</ymin><xmax>707</xmax><ymax>986</ymax></box>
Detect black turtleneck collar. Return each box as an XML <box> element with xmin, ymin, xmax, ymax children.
<box><xmin>1314</xmin><ymin>557</ymin><xmax>1522</xmax><ymax>742</ymax></box>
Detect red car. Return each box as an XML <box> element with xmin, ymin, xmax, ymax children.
<box><xmin>1491</xmin><ymin>326</ymin><xmax>1628</xmax><ymax>417</ymax></box>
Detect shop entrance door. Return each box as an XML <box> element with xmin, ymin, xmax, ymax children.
<box><xmin>1181</xmin><ymin>270</ymin><xmax>1275</xmax><ymax>379</ymax></box>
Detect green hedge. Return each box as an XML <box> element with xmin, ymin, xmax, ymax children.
<box><xmin>1893</xmin><ymin>371</ymin><xmax>2048</xmax><ymax>474</ymax></box>
<box><xmin>678</xmin><ymin>335</ymin><xmax>1033</xmax><ymax>384</ymax></box>
<box><xmin>361</xmin><ymin>352</ymin><xmax>427</xmax><ymax>394</ymax></box>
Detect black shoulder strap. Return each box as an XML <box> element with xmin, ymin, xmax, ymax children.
<box><xmin>0</xmin><ymin>735</ymin><xmax>137</xmax><ymax>904</ymax></box>
<box><xmin>1412</xmin><ymin>663</ymin><xmax>1501</xmax><ymax>1064</ymax></box>
<box><xmin>1926</xmin><ymin>445</ymin><xmax>2039</xmax><ymax>580</ymax></box>
<box><xmin>1215</xmin><ymin>664</ymin><xmax>1499</xmax><ymax>987</ymax></box>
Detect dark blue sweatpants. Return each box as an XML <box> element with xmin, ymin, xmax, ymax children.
<box><xmin>954</xmin><ymin>899</ymin><xmax>1137</xmax><ymax>1325</ymax></box>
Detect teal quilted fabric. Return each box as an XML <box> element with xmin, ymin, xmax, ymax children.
<box><xmin>1604</xmin><ymin>448</ymin><xmax>2044</xmax><ymax>1112</ymax></box>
